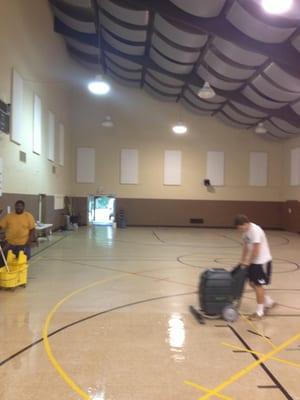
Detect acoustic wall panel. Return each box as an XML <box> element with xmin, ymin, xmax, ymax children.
<box><xmin>207</xmin><ymin>151</ymin><xmax>224</xmax><ymax>186</ymax></box>
<box><xmin>48</xmin><ymin>111</ymin><xmax>55</xmax><ymax>162</ymax></box>
<box><xmin>120</xmin><ymin>149</ymin><xmax>139</xmax><ymax>184</ymax></box>
<box><xmin>33</xmin><ymin>95</ymin><xmax>42</xmax><ymax>155</ymax></box>
<box><xmin>290</xmin><ymin>147</ymin><xmax>300</xmax><ymax>186</ymax></box>
<box><xmin>11</xmin><ymin>69</ymin><xmax>24</xmax><ymax>144</ymax></box>
<box><xmin>58</xmin><ymin>123</ymin><xmax>65</xmax><ymax>166</ymax></box>
<box><xmin>76</xmin><ymin>147</ymin><xmax>95</xmax><ymax>183</ymax></box>
<box><xmin>249</xmin><ymin>152</ymin><xmax>268</xmax><ymax>186</ymax></box>
<box><xmin>164</xmin><ymin>150</ymin><xmax>182</xmax><ymax>185</ymax></box>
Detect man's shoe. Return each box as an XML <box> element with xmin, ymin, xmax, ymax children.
<box><xmin>248</xmin><ymin>313</ymin><xmax>264</xmax><ymax>321</ymax></box>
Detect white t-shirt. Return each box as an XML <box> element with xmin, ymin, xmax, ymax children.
<box><xmin>243</xmin><ymin>222</ymin><xmax>272</xmax><ymax>264</ymax></box>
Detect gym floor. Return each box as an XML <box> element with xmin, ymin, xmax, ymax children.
<box><xmin>0</xmin><ymin>226</ymin><xmax>299</xmax><ymax>400</ymax></box>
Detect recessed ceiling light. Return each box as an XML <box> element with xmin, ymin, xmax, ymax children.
<box><xmin>198</xmin><ymin>81</ymin><xmax>215</xmax><ymax>99</ymax></box>
<box><xmin>262</xmin><ymin>0</ymin><xmax>293</xmax><ymax>15</ymax></box>
<box><xmin>172</xmin><ymin>123</ymin><xmax>188</xmax><ymax>134</ymax></box>
<box><xmin>88</xmin><ymin>75</ymin><xmax>110</xmax><ymax>95</ymax></box>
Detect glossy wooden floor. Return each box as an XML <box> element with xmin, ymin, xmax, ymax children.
<box><xmin>0</xmin><ymin>226</ymin><xmax>299</xmax><ymax>400</ymax></box>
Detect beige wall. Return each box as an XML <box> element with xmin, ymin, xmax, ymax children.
<box><xmin>71</xmin><ymin>82</ymin><xmax>283</xmax><ymax>201</ymax></box>
<box><xmin>0</xmin><ymin>0</ymin><xmax>74</xmax><ymax>197</ymax></box>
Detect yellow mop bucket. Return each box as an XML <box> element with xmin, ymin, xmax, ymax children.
<box><xmin>0</xmin><ymin>247</ymin><xmax>28</xmax><ymax>289</ymax></box>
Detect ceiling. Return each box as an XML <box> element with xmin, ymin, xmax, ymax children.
<box><xmin>49</xmin><ymin>0</ymin><xmax>300</xmax><ymax>140</ymax></box>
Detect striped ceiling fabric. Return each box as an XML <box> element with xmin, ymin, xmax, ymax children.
<box><xmin>50</xmin><ymin>0</ymin><xmax>300</xmax><ymax>140</ymax></box>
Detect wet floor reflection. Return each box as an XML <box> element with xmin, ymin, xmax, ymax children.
<box><xmin>167</xmin><ymin>312</ymin><xmax>185</xmax><ymax>362</ymax></box>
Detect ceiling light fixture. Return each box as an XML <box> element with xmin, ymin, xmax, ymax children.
<box><xmin>261</xmin><ymin>0</ymin><xmax>293</xmax><ymax>15</ymax></box>
<box><xmin>198</xmin><ymin>81</ymin><xmax>215</xmax><ymax>99</ymax></box>
<box><xmin>255</xmin><ymin>122</ymin><xmax>267</xmax><ymax>134</ymax></box>
<box><xmin>172</xmin><ymin>123</ymin><xmax>188</xmax><ymax>134</ymax></box>
<box><xmin>101</xmin><ymin>116</ymin><xmax>114</xmax><ymax>128</ymax></box>
<box><xmin>88</xmin><ymin>75</ymin><xmax>110</xmax><ymax>95</ymax></box>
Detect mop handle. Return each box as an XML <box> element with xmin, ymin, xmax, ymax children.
<box><xmin>0</xmin><ymin>243</ymin><xmax>10</xmax><ymax>272</ymax></box>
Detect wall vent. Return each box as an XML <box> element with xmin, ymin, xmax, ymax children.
<box><xmin>190</xmin><ymin>218</ymin><xmax>204</xmax><ymax>224</ymax></box>
<box><xmin>19</xmin><ymin>151</ymin><xmax>26</xmax><ymax>163</ymax></box>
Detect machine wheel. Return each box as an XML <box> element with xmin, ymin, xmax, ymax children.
<box><xmin>222</xmin><ymin>304</ymin><xmax>238</xmax><ymax>322</ymax></box>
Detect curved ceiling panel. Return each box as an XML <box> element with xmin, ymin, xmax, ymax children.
<box><xmin>264</xmin><ymin>63</ymin><xmax>300</xmax><ymax>93</ymax></box>
<box><xmin>105</xmin><ymin>52</ymin><xmax>141</xmax><ymax>70</ymax></box>
<box><xmin>50</xmin><ymin>0</ymin><xmax>300</xmax><ymax>140</ymax></box>
<box><xmin>230</xmin><ymin>101</ymin><xmax>267</xmax><ymax>118</ymax></box>
<box><xmin>215</xmin><ymin>111</ymin><xmax>252</xmax><ymax>129</ymax></box>
<box><xmin>204</xmin><ymin>50</ymin><xmax>255</xmax><ymax>80</ymax></box>
<box><xmin>222</xmin><ymin>104</ymin><xmax>261</xmax><ymax>124</ymax></box>
<box><xmin>264</xmin><ymin>121</ymin><xmax>295</xmax><ymax>138</ymax></box>
<box><xmin>144</xmin><ymin>74</ymin><xmax>182</xmax><ymax>95</ymax></box>
<box><xmin>105</xmin><ymin>60</ymin><xmax>142</xmax><ymax>80</ymax></box>
<box><xmin>242</xmin><ymin>86</ymin><xmax>287</xmax><ymax>109</ymax></box>
<box><xmin>270</xmin><ymin>118</ymin><xmax>300</xmax><ymax>134</ymax></box>
<box><xmin>53</xmin><ymin>7</ymin><xmax>96</xmax><ymax>33</ymax></box>
<box><xmin>147</xmin><ymin>69</ymin><xmax>184</xmax><ymax>87</ymax></box>
<box><xmin>151</xmin><ymin>33</ymin><xmax>201</xmax><ymax>64</ymax></box>
<box><xmin>226</xmin><ymin>2</ymin><xmax>295</xmax><ymax>43</ymax></box>
<box><xmin>154</xmin><ymin>15</ymin><xmax>208</xmax><ymax>49</ymax></box>
<box><xmin>99</xmin><ymin>0</ymin><xmax>149</xmax><ymax>26</ymax></box>
<box><xmin>197</xmin><ymin>65</ymin><xmax>244</xmax><ymax>91</ymax></box>
<box><xmin>144</xmin><ymin>83</ymin><xmax>178</xmax><ymax>101</ymax></box>
<box><xmin>102</xmin><ymin>30</ymin><xmax>145</xmax><ymax>55</ymax></box>
<box><xmin>64</xmin><ymin>0</ymin><xmax>92</xmax><ymax>7</ymax></box>
<box><xmin>169</xmin><ymin>0</ymin><xmax>226</xmax><ymax>17</ymax></box>
<box><xmin>252</xmin><ymin>75</ymin><xmax>300</xmax><ymax>102</ymax></box>
<box><xmin>212</xmin><ymin>37</ymin><xmax>267</xmax><ymax>67</ymax></box>
<box><xmin>150</xmin><ymin>48</ymin><xmax>194</xmax><ymax>74</ymax></box>
<box><xmin>65</xmin><ymin>37</ymin><xmax>99</xmax><ymax>55</ymax></box>
<box><xmin>99</xmin><ymin>12</ymin><xmax>147</xmax><ymax>42</ymax></box>
<box><xmin>180</xmin><ymin>98</ymin><xmax>213</xmax><ymax>115</ymax></box>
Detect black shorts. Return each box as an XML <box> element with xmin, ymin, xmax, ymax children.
<box><xmin>248</xmin><ymin>261</ymin><xmax>272</xmax><ymax>286</ymax></box>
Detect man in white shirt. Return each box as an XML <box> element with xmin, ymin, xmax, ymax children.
<box><xmin>234</xmin><ymin>214</ymin><xmax>275</xmax><ymax>320</ymax></box>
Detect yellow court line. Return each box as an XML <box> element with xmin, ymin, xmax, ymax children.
<box><xmin>42</xmin><ymin>273</ymin><xmax>127</xmax><ymax>400</ymax></box>
<box><xmin>222</xmin><ymin>342</ymin><xmax>300</xmax><ymax>369</ymax></box>
<box><xmin>185</xmin><ymin>380</ymin><xmax>233</xmax><ymax>400</ymax></box>
<box><xmin>239</xmin><ymin>313</ymin><xmax>276</xmax><ymax>349</ymax></box>
<box><xmin>185</xmin><ymin>332</ymin><xmax>300</xmax><ymax>400</ymax></box>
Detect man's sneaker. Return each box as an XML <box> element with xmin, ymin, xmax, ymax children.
<box><xmin>248</xmin><ymin>313</ymin><xmax>264</xmax><ymax>321</ymax></box>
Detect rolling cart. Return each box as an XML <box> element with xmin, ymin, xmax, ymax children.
<box><xmin>0</xmin><ymin>244</ymin><xmax>28</xmax><ymax>289</ymax></box>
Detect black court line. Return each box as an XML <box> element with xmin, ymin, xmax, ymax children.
<box><xmin>0</xmin><ymin>291</ymin><xmax>194</xmax><ymax>367</ymax></box>
<box><xmin>31</xmin><ymin>235</ymin><xmax>67</xmax><ymax>258</ymax></box>
<box><xmin>257</xmin><ymin>385</ymin><xmax>279</xmax><ymax>389</ymax></box>
<box><xmin>247</xmin><ymin>330</ymin><xmax>271</xmax><ymax>340</ymax></box>
<box><xmin>152</xmin><ymin>230</ymin><xmax>165</xmax><ymax>243</ymax></box>
<box><xmin>229</xmin><ymin>325</ymin><xmax>294</xmax><ymax>400</ymax></box>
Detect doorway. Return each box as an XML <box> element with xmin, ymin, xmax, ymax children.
<box><xmin>88</xmin><ymin>196</ymin><xmax>116</xmax><ymax>225</ymax></box>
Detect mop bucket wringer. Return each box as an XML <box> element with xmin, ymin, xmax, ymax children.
<box><xmin>0</xmin><ymin>248</ymin><xmax>28</xmax><ymax>289</ymax></box>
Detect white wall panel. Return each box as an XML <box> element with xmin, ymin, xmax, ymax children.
<box><xmin>249</xmin><ymin>152</ymin><xmax>268</xmax><ymax>186</ymax></box>
<box><xmin>290</xmin><ymin>148</ymin><xmax>300</xmax><ymax>186</ymax></box>
<box><xmin>33</xmin><ymin>94</ymin><xmax>42</xmax><ymax>154</ymax></box>
<box><xmin>120</xmin><ymin>149</ymin><xmax>139</xmax><ymax>184</ymax></box>
<box><xmin>164</xmin><ymin>150</ymin><xmax>181</xmax><ymax>185</ymax></box>
<box><xmin>11</xmin><ymin>69</ymin><xmax>24</xmax><ymax>144</ymax></box>
<box><xmin>48</xmin><ymin>111</ymin><xmax>55</xmax><ymax>162</ymax></box>
<box><xmin>77</xmin><ymin>147</ymin><xmax>95</xmax><ymax>183</ymax></box>
<box><xmin>58</xmin><ymin>123</ymin><xmax>65</xmax><ymax>166</ymax></box>
<box><xmin>207</xmin><ymin>151</ymin><xmax>224</xmax><ymax>186</ymax></box>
